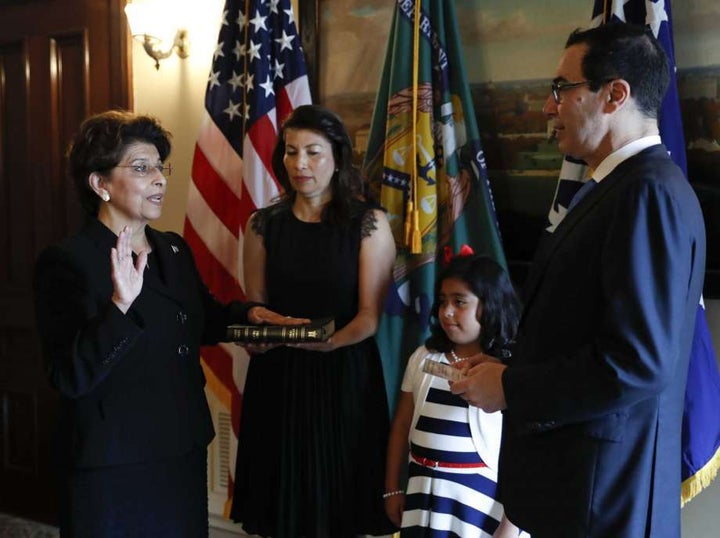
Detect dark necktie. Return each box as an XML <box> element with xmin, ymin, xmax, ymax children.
<box><xmin>567</xmin><ymin>179</ymin><xmax>597</xmax><ymax>211</ymax></box>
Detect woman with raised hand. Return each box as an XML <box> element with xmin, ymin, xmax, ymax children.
<box><xmin>33</xmin><ymin>110</ymin><xmax>299</xmax><ymax>537</ymax></box>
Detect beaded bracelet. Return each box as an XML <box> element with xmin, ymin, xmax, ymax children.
<box><xmin>382</xmin><ymin>490</ymin><xmax>405</xmax><ymax>499</ymax></box>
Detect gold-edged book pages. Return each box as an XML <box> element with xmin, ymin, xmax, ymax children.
<box><xmin>226</xmin><ymin>317</ymin><xmax>335</xmax><ymax>344</ymax></box>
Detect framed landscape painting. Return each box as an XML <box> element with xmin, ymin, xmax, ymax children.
<box><xmin>300</xmin><ymin>0</ymin><xmax>720</xmax><ymax>296</ymax></box>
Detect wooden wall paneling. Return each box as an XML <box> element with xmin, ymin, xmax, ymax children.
<box><xmin>0</xmin><ymin>0</ymin><xmax>130</xmax><ymax>523</ymax></box>
<box><xmin>298</xmin><ymin>0</ymin><xmax>318</xmax><ymax>102</ymax></box>
<box><xmin>0</xmin><ymin>41</ymin><xmax>28</xmax><ymax>293</ymax></box>
<box><xmin>0</xmin><ymin>36</ymin><xmax>48</xmax><ymax>520</ymax></box>
<box><xmin>108</xmin><ymin>0</ymin><xmax>132</xmax><ymax>110</ymax></box>
<box><xmin>3</xmin><ymin>389</ymin><xmax>37</xmax><ymax>475</ymax></box>
<box><xmin>50</xmin><ymin>31</ymin><xmax>89</xmax><ymax>241</ymax></box>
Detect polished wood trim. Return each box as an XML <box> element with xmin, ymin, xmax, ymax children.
<box><xmin>298</xmin><ymin>0</ymin><xmax>318</xmax><ymax>102</ymax></box>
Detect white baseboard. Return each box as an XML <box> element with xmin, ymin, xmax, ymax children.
<box><xmin>209</xmin><ymin>513</ymin><xmax>248</xmax><ymax>536</ymax></box>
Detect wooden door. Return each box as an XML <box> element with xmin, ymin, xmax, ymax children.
<box><xmin>0</xmin><ymin>0</ymin><xmax>130</xmax><ymax>523</ymax></box>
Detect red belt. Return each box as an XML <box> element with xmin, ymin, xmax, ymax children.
<box><xmin>411</xmin><ymin>453</ymin><xmax>487</xmax><ymax>469</ymax></box>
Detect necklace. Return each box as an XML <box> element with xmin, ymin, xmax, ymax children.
<box><xmin>449</xmin><ymin>349</ymin><xmax>469</xmax><ymax>364</ymax></box>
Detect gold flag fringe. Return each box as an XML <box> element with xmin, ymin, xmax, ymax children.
<box><xmin>681</xmin><ymin>445</ymin><xmax>720</xmax><ymax>507</ymax></box>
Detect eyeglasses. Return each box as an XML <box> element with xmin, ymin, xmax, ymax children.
<box><xmin>551</xmin><ymin>80</ymin><xmax>591</xmax><ymax>104</ymax></box>
<box><xmin>115</xmin><ymin>162</ymin><xmax>172</xmax><ymax>177</ymax></box>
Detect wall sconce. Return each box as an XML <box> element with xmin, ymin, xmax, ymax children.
<box><xmin>124</xmin><ymin>0</ymin><xmax>189</xmax><ymax>70</ymax></box>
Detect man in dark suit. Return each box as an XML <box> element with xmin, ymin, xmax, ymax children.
<box><xmin>451</xmin><ymin>24</ymin><xmax>706</xmax><ymax>537</ymax></box>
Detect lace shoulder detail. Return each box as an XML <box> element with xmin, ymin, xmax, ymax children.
<box><xmin>249</xmin><ymin>207</ymin><xmax>269</xmax><ymax>237</ymax></box>
<box><xmin>249</xmin><ymin>203</ymin><xmax>291</xmax><ymax>238</ymax></box>
<box><xmin>360</xmin><ymin>208</ymin><xmax>379</xmax><ymax>239</ymax></box>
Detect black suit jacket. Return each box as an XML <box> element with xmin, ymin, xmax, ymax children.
<box><xmin>500</xmin><ymin>145</ymin><xmax>706</xmax><ymax>537</ymax></box>
<box><xmin>34</xmin><ymin>219</ymin><xmax>251</xmax><ymax>468</ymax></box>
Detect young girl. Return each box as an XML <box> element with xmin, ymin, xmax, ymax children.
<box><xmin>384</xmin><ymin>253</ymin><xmax>527</xmax><ymax>537</ymax></box>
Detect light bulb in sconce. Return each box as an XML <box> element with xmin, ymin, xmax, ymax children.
<box><xmin>124</xmin><ymin>0</ymin><xmax>189</xmax><ymax>70</ymax></box>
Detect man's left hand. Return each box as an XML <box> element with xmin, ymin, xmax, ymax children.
<box><xmin>450</xmin><ymin>361</ymin><xmax>508</xmax><ymax>412</ymax></box>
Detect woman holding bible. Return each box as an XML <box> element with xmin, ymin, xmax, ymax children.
<box><xmin>33</xmin><ymin>110</ymin><xmax>299</xmax><ymax>537</ymax></box>
<box><xmin>230</xmin><ymin>104</ymin><xmax>397</xmax><ymax>537</ymax></box>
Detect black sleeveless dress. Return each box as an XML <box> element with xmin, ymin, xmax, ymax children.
<box><xmin>231</xmin><ymin>201</ymin><xmax>395</xmax><ymax>538</ymax></box>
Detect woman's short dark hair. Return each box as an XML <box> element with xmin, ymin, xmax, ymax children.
<box><xmin>271</xmin><ymin>104</ymin><xmax>367</xmax><ymax>225</ymax></box>
<box><xmin>566</xmin><ymin>23</ymin><xmax>669</xmax><ymax>119</ymax></box>
<box><xmin>425</xmin><ymin>255</ymin><xmax>522</xmax><ymax>359</ymax></box>
<box><xmin>67</xmin><ymin>109</ymin><xmax>172</xmax><ymax>216</ymax></box>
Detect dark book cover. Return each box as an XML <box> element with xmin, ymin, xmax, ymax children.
<box><xmin>226</xmin><ymin>317</ymin><xmax>335</xmax><ymax>343</ymax></box>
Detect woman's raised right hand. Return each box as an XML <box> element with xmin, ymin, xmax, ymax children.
<box><xmin>110</xmin><ymin>226</ymin><xmax>147</xmax><ymax>314</ymax></box>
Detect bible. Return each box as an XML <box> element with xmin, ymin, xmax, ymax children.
<box><xmin>421</xmin><ymin>359</ymin><xmax>466</xmax><ymax>382</ymax></box>
<box><xmin>226</xmin><ymin>317</ymin><xmax>335</xmax><ymax>344</ymax></box>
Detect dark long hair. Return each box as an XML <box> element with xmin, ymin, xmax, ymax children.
<box><xmin>425</xmin><ymin>255</ymin><xmax>522</xmax><ymax>359</ymax></box>
<box><xmin>271</xmin><ymin>104</ymin><xmax>368</xmax><ymax>225</ymax></box>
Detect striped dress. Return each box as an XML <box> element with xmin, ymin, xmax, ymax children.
<box><xmin>400</xmin><ymin>346</ymin><xmax>532</xmax><ymax>538</ymax></box>
<box><xmin>402</xmin><ymin>364</ymin><xmax>505</xmax><ymax>537</ymax></box>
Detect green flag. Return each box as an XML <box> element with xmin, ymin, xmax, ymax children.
<box><xmin>363</xmin><ymin>0</ymin><xmax>506</xmax><ymax>413</ymax></box>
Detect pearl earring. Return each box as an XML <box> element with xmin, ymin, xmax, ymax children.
<box><xmin>100</xmin><ymin>191</ymin><xmax>110</xmax><ymax>202</ymax></box>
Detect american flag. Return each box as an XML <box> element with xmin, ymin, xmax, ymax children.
<box><xmin>183</xmin><ymin>0</ymin><xmax>311</xmax><ymax>513</ymax></box>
